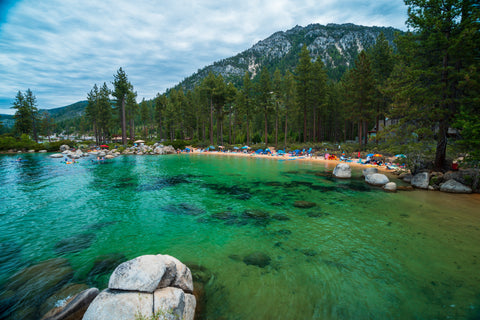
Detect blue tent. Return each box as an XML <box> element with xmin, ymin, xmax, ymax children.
<box><xmin>241</xmin><ymin>146</ymin><xmax>249</xmax><ymax>149</ymax></box>
<box><xmin>209</xmin><ymin>146</ymin><xmax>215</xmax><ymax>150</ymax></box>
<box><xmin>185</xmin><ymin>147</ymin><xmax>190</xmax><ymax>152</ymax></box>
<box><xmin>277</xmin><ymin>150</ymin><xmax>285</xmax><ymax>154</ymax></box>
<box><xmin>255</xmin><ymin>149</ymin><xmax>263</xmax><ymax>154</ymax></box>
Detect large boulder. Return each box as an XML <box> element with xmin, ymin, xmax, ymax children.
<box><xmin>411</xmin><ymin>172</ymin><xmax>430</xmax><ymax>189</ymax></box>
<box><xmin>50</xmin><ymin>153</ymin><xmax>64</xmax><ymax>158</ymax></box>
<box><xmin>383</xmin><ymin>182</ymin><xmax>397</xmax><ymax>192</ymax></box>
<box><xmin>440</xmin><ymin>179</ymin><xmax>472</xmax><ymax>194</ymax></box>
<box><xmin>362</xmin><ymin>167</ymin><xmax>378</xmax><ymax>177</ymax></box>
<box><xmin>153</xmin><ymin>287</ymin><xmax>196</xmax><ymax>320</ymax></box>
<box><xmin>60</xmin><ymin>145</ymin><xmax>70</xmax><ymax>151</ymax></box>
<box><xmin>108</xmin><ymin>255</ymin><xmax>166</xmax><ymax>293</ymax></box>
<box><xmin>365</xmin><ymin>173</ymin><xmax>389</xmax><ymax>186</ymax></box>
<box><xmin>333</xmin><ymin>163</ymin><xmax>351</xmax><ymax>178</ymax></box>
<box><xmin>84</xmin><ymin>254</ymin><xmax>195</xmax><ymax>320</ymax></box>
<box><xmin>40</xmin><ymin>287</ymin><xmax>99</xmax><ymax>320</ymax></box>
<box><xmin>82</xmin><ymin>290</ymin><xmax>153</xmax><ymax>320</ymax></box>
<box><xmin>159</xmin><ymin>255</ymin><xmax>193</xmax><ymax>293</ymax></box>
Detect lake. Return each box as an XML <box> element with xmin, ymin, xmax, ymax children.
<box><xmin>1</xmin><ymin>153</ymin><xmax>479</xmax><ymax>319</ymax></box>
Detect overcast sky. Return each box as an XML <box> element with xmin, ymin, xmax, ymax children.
<box><xmin>0</xmin><ymin>0</ymin><xmax>408</xmax><ymax>114</ymax></box>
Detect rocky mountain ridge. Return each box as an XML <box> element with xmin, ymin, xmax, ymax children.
<box><xmin>175</xmin><ymin>23</ymin><xmax>399</xmax><ymax>89</ymax></box>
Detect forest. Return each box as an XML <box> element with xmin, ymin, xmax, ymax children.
<box><xmin>2</xmin><ymin>0</ymin><xmax>479</xmax><ymax>170</ymax></box>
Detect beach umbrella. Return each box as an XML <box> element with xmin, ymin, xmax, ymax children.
<box><xmin>233</xmin><ymin>147</ymin><xmax>239</xmax><ymax>150</ymax></box>
<box><xmin>367</xmin><ymin>153</ymin><xmax>374</xmax><ymax>157</ymax></box>
<box><xmin>373</xmin><ymin>154</ymin><xmax>383</xmax><ymax>157</ymax></box>
<box><xmin>100</xmin><ymin>145</ymin><xmax>109</xmax><ymax>148</ymax></box>
<box><xmin>219</xmin><ymin>146</ymin><xmax>224</xmax><ymax>149</ymax></box>
<box><xmin>395</xmin><ymin>154</ymin><xmax>407</xmax><ymax>158</ymax></box>
<box><xmin>241</xmin><ymin>146</ymin><xmax>249</xmax><ymax>149</ymax></box>
<box><xmin>209</xmin><ymin>146</ymin><xmax>215</xmax><ymax>150</ymax></box>
<box><xmin>134</xmin><ymin>140</ymin><xmax>145</xmax><ymax>143</ymax></box>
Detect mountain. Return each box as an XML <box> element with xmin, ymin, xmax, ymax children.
<box><xmin>175</xmin><ymin>23</ymin><xmax>399</xmax><ymax>90</ymax></box>
<box><xmin>0</xmin><ymin>101</ymin><xmax>87</xmax><ymax>129</ymax></box>
<box><xmin>42</xmin><ymin>100</ymin><xmax>87</xmax><ymax>121</ymax></box>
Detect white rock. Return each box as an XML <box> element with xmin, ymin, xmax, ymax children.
<box><xmin>159</xmin><ymin>255</ymin><xmax>193</xmax><ymax>293</ymax></box>
<box><xmin>108</xmin><ymin>255</ymin><xmax>166</xmax><ymax>293</ymax></box>
<box><xmin>440</xmin><ymin>179</ymin><xmax>472</xmax><ymax>194</ymax></box>
<box><xmin>333</xmin><ymin>163</ymin><xmax>351</xmax><ymax>178</ymax></box>
<box><xmin>50</xmin><ymin>153</ymin><xmax>63</xmax><ymax>158</ymax></box>
<box><xmin>383</xmin><ymin>182</ymin><xmax>397</xmax><ymax>192</ymax></box>
<box><xmin>153</xmin><ymin>287</ymin><xmax>196</xmax><ymax>320</ymax></box>
<box><xmin>362</xmin><ymin>167</ymin><xmax>378</xmax><ymax>177</ymax></box>
<box><xmin>365</xmin><ymin>173</ymin><xmax>389</xmax><ymax>186</ymax></box>
<box><xmin>411</xmin><ymin>172</ymin><xmax>430</xmax><ymax>189</ymax></box>
<box><xmin>82</xmin><ymin>289</ymin><xmax>152</xmax><ymax>320</ymax></box>
<box><xmin>39</xmin><ymin>150</ymin><xmax>47</xmax><ymax>153</ymax></box>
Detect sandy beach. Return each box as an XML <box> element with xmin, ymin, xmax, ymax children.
<box><xmin>187</xmin><ymin>150</ymin><xmax>397</xmax><ymax>173</ymax></box>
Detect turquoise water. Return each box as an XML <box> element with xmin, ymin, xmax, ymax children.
<box><xmin>1</xmin><ymin>153</ymin><xmax>480</xmax><ymax>319</ymax></box>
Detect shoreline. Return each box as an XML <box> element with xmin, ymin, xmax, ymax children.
<box><xmin>185</xmin><ymin>150</ymin><xmax>396</xmax><ymax>173</ymax></box>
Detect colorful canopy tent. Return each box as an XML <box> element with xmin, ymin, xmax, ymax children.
<box><xmin>395</xmin><ymin>154</ymin><xmax>407</xmax><ymax>158</ymax></box>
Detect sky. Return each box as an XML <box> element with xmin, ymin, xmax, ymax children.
<box><xmin>0</xmin><ymin>0</ymin><xmax>408</xmax><ymax>115</ymax></box>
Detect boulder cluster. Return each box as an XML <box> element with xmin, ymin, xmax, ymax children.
<box><xmin>332</xmin><ymin>163</ymin><xmax>476</xmax><ymax>194</ymax></box>
<box><xmin>40</xmin><ymin>254</ymin><xmax>196</xmax><ymax>320</ymax></box>
<box><xmin>398</xmin><ymin>169</ymin><xmax>475</xmax><ymax>193</ymax></box>
<box><xmin>121</xmin><ymin>143</ymin><xmax>175</xmax><ymax>155</ymax></box>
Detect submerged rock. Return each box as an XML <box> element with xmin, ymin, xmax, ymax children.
<box><xmin>440</xmin><ymin>179</ymin><xmax>472</xmax><ymax>194</ymax></box>
<box><xmin>243</xmin><ymin>252</ymin><xmax>271</xmax><ymax>268</ymax></box>
<box><xmin>0</xmin><ymin>258</ymin><xmax>74</xmax><ymax>320</ymax></box>
<box><xmin>40</xmin><ymin>283</ymin><xmax>89</xmax><ymax>316</ymax></box>
<box><xmin>362</xmin><ymin>167</ymin><xmax>378</xmax><ymax>177</ymax></box>
<box><xmin>87</xmin><ymin>253</ymin><xmax>127</xmax><ymax>288</ymax></box>
<box><xmin>272</xmin><ymin>213</ymin><xmax>290</xmax><ymax>221</ymax></box>
<box><xmin>333</xmin><ymin>163</ymin><xmax>351</xmax><ymax>178</ymax></box>
<box><xmin>365</xmin><ymin>173</ymin><xmax>389</xmax><ymax>186</ymax></box>
<box><xmin>40</xmin><ymin>287</ymin><xmax>99</xmax><ymax>320</ymax></box>
<box><xmin>54</xmin><ymin>233</ymin><xmax>96</xmax><ymax>255</ymax></box>
<box><xmin>293</xmin><ymin>201</ymin><xmax>316</xmax><ymax>208</ymax></box>
<box><xmin>383</xmin><ymin>182</ymin><xmax>397</xmax><ymax>192</ymax></box>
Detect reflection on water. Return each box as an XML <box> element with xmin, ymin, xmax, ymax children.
<box><xmin>0</xmin><ymin>153</ymin><xmax>479</xmax><ymax>319</ymax></box>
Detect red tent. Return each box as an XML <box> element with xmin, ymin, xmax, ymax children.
<box><xmin>100</xmin><ymin>145</ymin><xmax>109</xmax><ymax>148</ymax></box>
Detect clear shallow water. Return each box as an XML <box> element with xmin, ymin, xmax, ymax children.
<box><xmin>1</xmin><ymin>153</ymin><xmax>479</xmax><ymax>319</ymax></box>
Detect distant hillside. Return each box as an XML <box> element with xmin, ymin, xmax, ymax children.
<box><xmin>0</xmin><ymin>114</ymin><xmax>14</xmax><ymax>128</ymax></box>
<box><xmin>175</xmin><ymin>23</ymin><xmax>399</xmax><ymax>90</ymax></box>
<box><xmin>42</xmin><ymin>100</ymin><xmax>87</xmax><ymax>121</ymax></box>
<box><xmin>0</xmin><ymin>101</ymin><xmax>87</xmax><ymax>128</ymax></box>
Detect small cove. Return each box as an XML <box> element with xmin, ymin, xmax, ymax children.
<box><xmin>0</xmin><ymin>153</ymin><xmax>479</xmax><ymax>319</ymax></box>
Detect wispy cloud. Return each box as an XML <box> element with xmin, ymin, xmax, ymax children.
<box><xmin>0</xmin><ymin>0</ymin><xmax>407</xmax><ymax>114</ymax></box>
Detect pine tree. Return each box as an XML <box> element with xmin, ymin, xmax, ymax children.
<box><xmin>295</xmin><ymin>45</ymin><xmax>312</xmax><ymax>143</ymax></box>
<box><xmin>112</xmin><ymin>68</ymin><xmax>133</xmax><ymax>145</ymax></box>
<box><xmin>258</xmin><ymin>66</ymin><xmax>272</xmax><ymax>147</ymax></box>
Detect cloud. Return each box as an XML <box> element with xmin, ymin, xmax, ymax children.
<box><xmin>0</xmin><ymin>0</ymin><xmax>407</xmax><ymax>113</ymax></box>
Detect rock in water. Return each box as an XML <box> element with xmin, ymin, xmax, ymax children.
<box><xmin>333</xmin><ymin>163</ymin><xmax>351</xmax><ymax>178</ymax></box>
<box><xmin>82</xmin><ymin>290</ymin><xmax>153</xmax><ymax>320</ymax></box>
<box><xmin>440</xmin><ymin>179</ymin><xmax>472</xmax><ymax>194</ymax></box>
<box><xmin>362</xmin><ymin>167</ymin><xmax>378</xmax><ymax>177</ymax></box>
<box><xmin>383</xmin><ymin>182</ymin><xmax>397</xmax><ymax>192</ymax></box>
<box><xmin>153</xmin><ymin>287</ymin><xmax>196</xmax><ymax>320</ymax></box>
<box><xmin>365</xmin><ymin>173</ymin><xmax>389</xmax><ymax>186</ymax></box>
<box><xmin>108</xmin><ymin>255</ymin><xmax>166</xmax><ymax>293</ymax></box>
<box><xmin>243</xmin><ymin>252</ymin><xmax>271</xmax><ymax>268</ymax></box>
<box><xmin>293</xmin><ymin>201</ymin><xmax>316</xmax><ymax>208</ymax></box>
<box><xmin>411</xmin><ymin>172</ymin><xmax>430</xmax><ymax>189</ymax></box>
<box><xmin>40</xmin><ymin>287</ymin><xmax>99</xmax><ymax>320</ymax></box>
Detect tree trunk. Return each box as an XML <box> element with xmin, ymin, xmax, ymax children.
<box><xmin>303</xmin><ymin>106</ymin><xmax>307</xmax><ymax>143</ymax></box>
<box><xmin>435</xmin><ymin>120</ymin><xmax>448</xmax><ymax>171</ymax></box>
<box><xmin>358</xmin><ymin>121</ymin><xmax>363</xmax><ymax>150</ymax></box>
<box><xmin>121</xmin><ymin>98</ymin><xmax>127</xmax><ymax>145</ymax></box>
<box><xmin>275</xmin><ymin>111</ymin><xmax>278</xmax><ymax>149</ymax></box>
<box><xmin>313</xmin><ymin>107</ymin><xmax>316</xmax><ymax>142</ymax></box>
<box><xmin>264</xmin><ymin>109</ymin><xmax>268</xmax><ymax>147</ymax></box>
<box><xmin>246</xmin><ymin>116</ymin><xmax>250</xmax><ymax>146</ymax></box>
<box><xmin>210</xmin><ymin>98</ymin><xmax>214</xmax><ymax>145</ymax></box>
<box><xmin>284</xmin><ymin>113</ymin><xmax>288</xmax><ymax>151</ymax></box>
